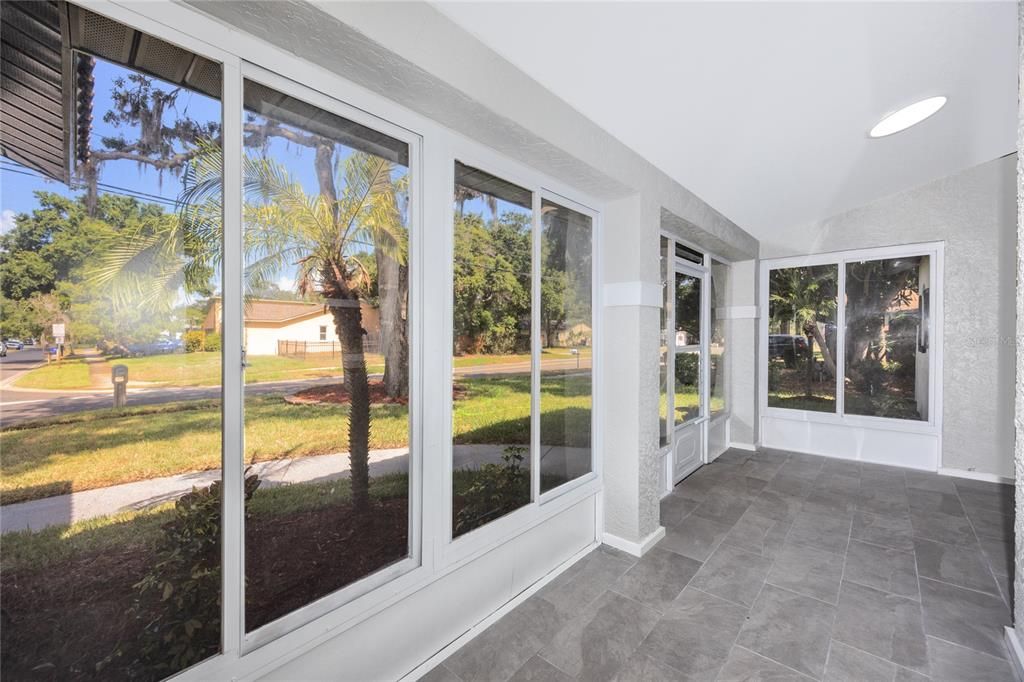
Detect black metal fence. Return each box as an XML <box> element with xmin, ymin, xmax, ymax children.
<box><xmin>278</xmin><ymin>334</ymin><xmax>381</xmax><ymax>358</ymax></box>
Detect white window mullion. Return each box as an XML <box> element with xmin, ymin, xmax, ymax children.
<box><xmin>220</xmin><ymin>58</ymin><xmax>245</xmax><ymax>655</ymax></box>
<box><xmin>836</xmin><ymin>260</ymin><xmax>846</xmax><ymax>417</ymax></box>
<box><xmin>530</xmin><ymin>190</ymin><xmax>542</xmax><ymax>502</ymax></box>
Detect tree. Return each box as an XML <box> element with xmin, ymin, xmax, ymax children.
<box><xmin>78</xmin><ymin>69</ymin><xmax>220</xmax><ymax>215</ymax></box>
<box><xmin>452</xmin><ymin>212</ymin><xmax>531</xmax><ymax>354</ymax></box>
<box><xmin>98</xmin><ymin>144</ymin><xmax>404</xmax><ymax>513</ymax></box>
<box><xmin>769</xmin><ymin>267</ymin><xmax>838</xmax><ymax>397</ymax></box>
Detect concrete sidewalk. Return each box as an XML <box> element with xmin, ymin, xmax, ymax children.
<box><xmin>0</xmin><ymin>444</ymin><xmax>590</xmax><ymax>533</ymax></box>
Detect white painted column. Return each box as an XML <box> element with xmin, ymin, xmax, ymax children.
<box><xmin>600</xmin><ymin>194</ymin><xmax>664</xmax><ymax>556</ymax></box>
<box><xmin>726</xmin><ymin>259</ymin><xmax>760</xmax><ymax>449</ymax></box>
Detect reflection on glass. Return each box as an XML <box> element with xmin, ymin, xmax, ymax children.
<box><xmin>845</xmin><ymin>256</ymin><xmax>929</xmax><ymax>420</ymax></box>
<box><xmin>0</xmin><ymin>7</ymin><xmax>222</xmax><ymax>676</ymax></box>
<box><xmin>539</xmin><ymin>199</ymin><xmax>592</xmax><ymax>493</ymax></box>
<box><xmin>451</xmin><ymin>163</ymin><xmax>532</xmax><ymax>536</ymax></box>
<box><xmin>242</xmin><ymin>80</ymin><xmax>411</xmax><ymax>631</ymax></box>
<box><xmin>767</xmin><ymin>265</ymin><xmax>838</xmax><ymax>412</ymax></box>
<box><xmin>659</xmin><ymin>237</ymin><xmax>670</xmax><ymax>446</ymax></box>
<box><xmin>709</xmin><ymin>260</ymin><xmax>729</xmax><ymax>417</ymax></box>
<box><xmin>674</xmin><ymin>272</ymin><xmax>701</xmax><ymax>424</ymax></box>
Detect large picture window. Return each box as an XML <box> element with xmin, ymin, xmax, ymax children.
<box><xmin>844</xmin><ymin>256</ymin><xmax>929</xmax><ymax>421</ymax></box>
<box><xmin>763</xmin><ymin>247</ymin><xmax>936</xmax><ymax>424</ymax></box>
<box><xmin>767</xmin><ymin>264</ymin><xmax>838</xmax><ymax>412</ymax></box>
<box><xmin>1</xmin><ymin>7</ymin><xmax>223</xmax><ymax>677</ymax></box>
<box><xmin>241</xmin><ymin>79</ymin><xmax>411</xmax><ymax>632</ymax></box>
<box><xmin>539</xmin><ymin>199</ymin><xmax>593</xmax><ymax>493</ymax></box>
<box><xmin>451</xmin><ymin>163</ymin><xmax>533</xmax><ymax>537</ymax></box>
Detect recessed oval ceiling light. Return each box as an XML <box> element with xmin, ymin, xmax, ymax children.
<box><xmin>869</xmin><ymin>96</ymin><xmax>947</xmax><ymax>138</ymax></box>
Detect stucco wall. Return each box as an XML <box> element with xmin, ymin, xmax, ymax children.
<box><xmin>1013</xmin><ymin>0</ymin><xmax>1023</xmax><ymax>634</ymax></box>
<box><xmin>244</xmin><ymin>313</ymin><xmax>336</xmax><ymax>356</ymax></box>
<box><xmin>763</xmin><ymin>155</ymin><xmax>1017</xmax><ymax>479</ymax></box>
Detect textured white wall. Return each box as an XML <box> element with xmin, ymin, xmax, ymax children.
<box><xmin>1013</xmin><ymin>0</ymin><xmax>1023</xmax><ymax>635</ymax></box>
<box><xmin>763</xmin><ymin>155</ymin><xmax>1017</xmax><ymax>478</ymax></box>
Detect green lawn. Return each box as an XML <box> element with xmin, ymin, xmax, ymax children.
<box><xmin>15</xmin><ymin>349</ymin><xmax>590</xmax><ymax>390</ymax></box>
<box><xmin>1</xmin><ymin>376</ymin><xmax>590</xmax><ymax>504</ymax></box>
<box><xmin>11</xmin><ymin>361</ymin><xmax>92</xmax><ymax>390</ymax></box>
<box><xmin>13</xmin><ymin>353</ymin><xmax>378</xmax><ymax>390</ymax></box>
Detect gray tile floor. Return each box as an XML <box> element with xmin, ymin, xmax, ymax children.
<box><xmin>423</xmin><ymin>449</ymin><xmax>1015</xmax><ymax>681</ymax></box>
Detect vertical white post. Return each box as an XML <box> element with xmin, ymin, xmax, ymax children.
<box><xmin>836</xmin><ymin>261</ymin><xmax>846</xmax><ymax>417</ymax></box>
<box><xmin>220</xmin><ymin>60</ymin><xmax>245</xmax><ymax>653</ymax></box>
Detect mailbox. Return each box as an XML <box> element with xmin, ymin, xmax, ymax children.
<box><xmin>112</xmin><ymin>364</ymin><xmax>128</xmax><ymax>408</ymax></box>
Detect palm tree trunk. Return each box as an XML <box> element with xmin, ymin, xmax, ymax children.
<box><xmin>377</xmin><ymin>249</ymin><xmax>408</xmax><ymax>398</ymax></box>
<box><xmin>330</xmin><ymin>294</ymin><xmax>372</xmax><ymax>513</ymax></box>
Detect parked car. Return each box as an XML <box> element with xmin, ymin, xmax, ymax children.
<box><xmin>0</xmin><ymin>343</ymin><xmax>6</xmax><ymax>358</ymax></box>
<box><xmin>4</xmin><ymin>338</ymin><xmax>24</xmax><ymax>351</ymax></box>
<box><xmin>768</xmin><ymin>334</ymin><xmax>809</xmax><ymax>368</ymax></box>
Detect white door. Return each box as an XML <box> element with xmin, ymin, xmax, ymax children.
<box><xmin>672</xmin><ymin>264</ymin><xmax>707</xmax><ymax>482</ymax></box>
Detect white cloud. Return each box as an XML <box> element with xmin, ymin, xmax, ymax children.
<box><xmin>0</xmin><ymin>209</ymin><xmax>15</xmax><ymax>235</ymax></box>
<box><xmin>277</xmin><ymin>275</ymin><xmax>295</xmax><ymax>292</ymax></box>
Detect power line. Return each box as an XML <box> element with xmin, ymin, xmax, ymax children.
<box><xmin>0</xmin><ymin>160</ymin><xmax>179</xmax><ymax>207</ymax></box>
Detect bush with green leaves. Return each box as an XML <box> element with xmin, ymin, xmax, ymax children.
<box><xmin>204</xmin><ymin>332</ymin><xmax>221</xmax><ymax>353</ymax></box>
<box><xmin>126</xmin><ymin>473</ymin><xmax>260</xmax><ymax>675</ymax></box>
<box><xmin>454</xmin><ymin>446</ymin><xmax>529</xmax><ymax>535</ymax></box>
<box><xmin>675</xmin><ymin>352</ymin><xmax>699</xmax><ymax>385</ymax></box>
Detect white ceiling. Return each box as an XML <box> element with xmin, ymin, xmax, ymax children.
<box><xmin>434</xmin><ymin>1</ymin><xmax>1017</xmax><ymax>241</ymax></box>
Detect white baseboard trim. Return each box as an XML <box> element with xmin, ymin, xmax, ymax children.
<box><xmin>603</xmin><ymin>526</ymin><xmax>666</xmax><ymax>558</ymax></box>
<box><xmin>939</xmin><ymin>467</ymin><xmax>1014</xmax><ymax>485</ymax></box>
<box><xmin>402</xmin><ymin>541</ymin><xmax>598</xmax><ymax>681</ymax></box>
<box><xmin>1005</xmin><ymin>627</ymin><xmax>1024</xmax><ymax>681</ymax></box>
<box><xmin>729</xmin><ymin>442</ymin><xmax>758</xmax><ymax>452</ymax></box>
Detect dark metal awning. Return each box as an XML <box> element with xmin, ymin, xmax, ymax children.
<box><xmin>1</xmin><ymin>0</ymin><xmax>71</xmax><ymax>183</ymax></box>
<box><xmin>2</xmin><ymin>1</ymin><xmax>224</xmax><ymax>183</ymax></box>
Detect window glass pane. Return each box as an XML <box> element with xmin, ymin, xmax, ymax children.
<box><xmin>1</xmin><ymin>7</ymin><xmax>222</xmax><ymax>677</ymax></box>
<box><xmin>539</xmin><ymin>199</ymin><xmax>592</xmax><ymax>493</ymax></box>
<box><xmin>844</xmin><ymin>256</ymin><xmax>929</xmax><ymax>420</ymax></box>
<box><xmin>710</xmin><ymin>260</ymin><xmax>729</xmax><ymax>417</ymax></box>
<box><xmin>674</xmin><ymin>271</ymin><xmax>701</xmax><ymax>424</ymax></box>
<box><xmin>659</xmin><ymin>237</ymin><xmax>670</xmax><ymax>447</ymax></box>
<box><xmin>452</xmin><ymin>164</ymin><xmax>531</xmax><ymax>536</ymax></box>
<box><xmin>767</xmin><ymin>265</ymin><xmax>838</xmax><ymax>412</ymax></box>
<box><xmin>242</xmin><ymin>80</ymin><xmax>410</xmax><ymax>631</ymax></box>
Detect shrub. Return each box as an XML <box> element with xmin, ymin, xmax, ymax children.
<box><xmin>454</xmin><ymin>446</ymin><xmax>529</xmax><ymax>535</ymax></box>
<box><xmin>125</xmin><ymin>473</ymin><xmax>260</xmax><ymax>674</ymax></box>
<box><xmin>183</xmin><ymin>331</ymin><xmax>205</xmax><ymax>353</ymax></box>
<box><xmin>675</xmin><ymin>352</ymin><xmax>699</xmax><ymax>385</ymax></box>
<box><xmin>204</xmin><ymin>332</ymin><xmax>221</xmax><ymax>353</ymax></box>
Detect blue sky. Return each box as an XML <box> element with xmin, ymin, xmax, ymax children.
<box><xmin>0</xmin><ymin>57</ymin><xmax>414</xmax><ymax>296</ymax></box>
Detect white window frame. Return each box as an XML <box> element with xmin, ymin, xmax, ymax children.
<box><xmin>758</xmin><ymin>241</ymin><xmax>945</xmax><ymax>435</ymax></box>
<box><xmin>440</xmin><ymin>138</ymin><xmax>603</xmax><ymax>568</ymax></box>
<box><xmin>237</xmin><ymin>61</ymin><xmax>426</xmax><ymax>652</ymax></box>
<box><xmin>71</xmin><ymin>2</ymin><xmax>605</xmax><ymax>678</ymax></box>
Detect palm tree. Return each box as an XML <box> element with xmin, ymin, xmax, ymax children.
<box><xmin>95</xmin><ymin>140</ymin><xmax>406</xmax><ymax>512</ymax></box>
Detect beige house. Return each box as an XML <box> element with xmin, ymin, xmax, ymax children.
<box><xmin>202</xmin><ymin>298</ymin><xmax>381</xmax><ymax>356</ymax></box>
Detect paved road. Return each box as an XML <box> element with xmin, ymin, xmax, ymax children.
<box><xmin>0</xmin><ymin>353</ymin><xmax>590</xmax><ymax>426</ymax></box>
<box><xmin>0</xmin><ymin>347</ymin><xmax>45</xmax><ymax>384</ymax></box>
<box><xmin>0</xmin><ymin>374</ymin><xmax>343</xmax><ymax>426</ymax></box>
